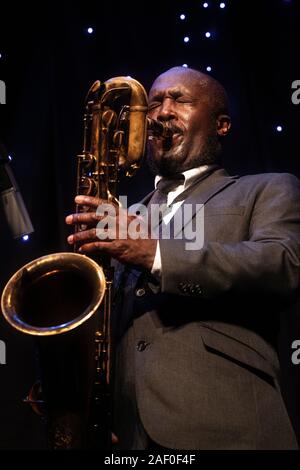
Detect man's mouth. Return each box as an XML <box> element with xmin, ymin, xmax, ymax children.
<box><xmin>148</xmin><ymin>124</ymin><xmax>184</xmax><ymax>151</ymax></box>
<box><xmin>162</xmin><ymin>131</ymin><xmax>183</xmax><ymax>150</ymax></box>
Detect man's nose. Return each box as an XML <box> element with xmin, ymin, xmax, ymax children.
<box><xmin>156</xmin><ymin>99</ymin><xmax>177</xmax><ymax>121</ymax></box>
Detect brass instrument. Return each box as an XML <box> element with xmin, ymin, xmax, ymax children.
<box><xmin>1</xmin><ymin>76</ymin><xmax>171</xmax><ymax>449</ymax></box>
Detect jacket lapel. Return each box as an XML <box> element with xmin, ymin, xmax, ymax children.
<box><xmin>128</xmin><ymin>167</ymin><xmax>240</xmax><ymax>238</ymax></box>
<box><xmin>167</xmin><ymin>168</ymin><xmax>240</xmax><ymax>238</ymax></box>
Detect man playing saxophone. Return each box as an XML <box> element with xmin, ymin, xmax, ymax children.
<box><xmin>66</xmin><ymin>66</ymin><xmax>300</xmax><ymax>449</ymax></box>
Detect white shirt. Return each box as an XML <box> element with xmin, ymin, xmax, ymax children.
<box><xmin>151</xmin><ymin>165</ymin><xmax>211</xmax><ymax>278</ymax></box>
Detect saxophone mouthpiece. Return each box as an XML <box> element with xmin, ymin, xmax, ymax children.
<box><xmin>147</xmin><ymin>118</ymin><xmax>173</xmax><ymax>140</ymax></box>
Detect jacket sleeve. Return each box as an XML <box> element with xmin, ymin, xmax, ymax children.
<box><xmin>160</xmin><ymin>173</ymin><xmax>300</xmax><ymax>299</ymax></box>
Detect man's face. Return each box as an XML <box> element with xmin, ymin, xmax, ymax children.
<box><xmin>147</xmin><ymin>69</ymin><xmax>219</xmax><ymax>176</ymax></box>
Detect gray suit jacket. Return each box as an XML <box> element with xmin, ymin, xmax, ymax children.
<box><xmin>113</xmin><ymin>167</ymin><xmax>300</xmax><ymax>449</ymax></box>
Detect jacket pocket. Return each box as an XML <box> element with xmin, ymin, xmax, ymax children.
<box><xmin>199</xmin><ymin>325</ymin><xmax>278</xmax><ymax>385</ymax></box>
<box><xmin>204</xmin><ymin>205</ymin><xmax>245</xmax><ymax>216</ymax></box>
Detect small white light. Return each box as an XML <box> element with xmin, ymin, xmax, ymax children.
<box><xmin>183</xmin><ymin>36</ymin><xmax>190</xmax><ymax>43</ymax></box>
<box><xmin>87</xmin><ymin>27</ymin><xmax>93</xmax><ymax>34</ymax></box>
<box><xmin>206</xmin><ymin>66</ymin><xmax>212</xmax><ymax>72</ymax></box>
<box><xmin>0</xmin><ymin>53</ymin><xmax>2</xmax><ymax>59</ymax></box>
<box><xmin>182</xmin><ymin>64</ymin><xmax>188</xmax><ymax>68</ymax></box>
<box><xmin>203</xmin><ymin>2</ymin><xmax>209</xmax><ymax>7</ymax></box>
<box><xmin>8</xmin><ymin>155</ymin><xmax>12</xmax><ymax>161</ymax></box>
<box><xmin>22</xmin><ymin>235</ymin><xmax>29</xmax><ymax>242</ymax></box>
<box><xmin>180</xmin><ymin>14</ymin><xmax>186</xmax><ymax>20</ymax></box>
<box><xmin>220</xmin><ymin>2</ymin><xmax>226</xmax><ymax>8</ymax></box>
<box><xmin>276</xmin><ymin>125</ymin><xmax>283</xmax><ymax>132</ymax></box>
<box><xmin>205</xmin><ymin>32</ymin><xmax>211</xmax><ymax>38</ymax></box>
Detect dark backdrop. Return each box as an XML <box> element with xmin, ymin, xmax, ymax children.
<box><xmin>0</xmin><ymin>0</ymin><xmax>299</xmax><ymax>449</ymax></box>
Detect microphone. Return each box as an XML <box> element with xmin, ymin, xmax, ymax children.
<box><xmin>0</xmin><ymin>142</ymin><xmax>34</xmax><ymax>239</ymax></box>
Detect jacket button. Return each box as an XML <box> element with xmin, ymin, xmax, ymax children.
<box><xmin>178</xmin><ymin>282</ymin><xmax>188</xmax><ymax>293</ymax></box>
<box><xmin>135</xmin><ymin>287</ymin><xmax>146</xmax><ymax>297</ymax></box>
<box><xmin>195</xmin><ymin>285</ymin><xmax>202</xmax><ymax>295</ymax></box>
<box><xmin>136</xmin><ymin>340</ymin><xmax>149</xmax><ymax>352</ymax></box>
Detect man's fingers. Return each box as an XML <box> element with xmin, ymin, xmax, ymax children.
<box><xmin>65</xmin><ymin>212</ymin><xmax>99</xmax><ymax>225</ymax></box>
<box><xmin>78</xmin><ymin>241</ymin><xmax>113</xmax><ymax>254</ymax></box>
<box><xmin>67</xmin><ymin>228</ymin><xmax>97</xmax><ymax>245</ymax></box>
<box><xmin>66</xmin><ymin>210</ymin><xmax>120</xmax><ymax>226</ymax></box>
<box><xmin>75</xmin><ymin>195</ymin><xmax>105</xmax><ymax>208</ymax></box>
<box><xmin>75</xmin><ymin>195</ymin><xmax>120</xmax><ymax>213</ymax></box>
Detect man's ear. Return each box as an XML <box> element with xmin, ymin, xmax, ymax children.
<box><xmin>216</xmin><ymin>115</ymin><xmax>231</xmax><ymax>137</ymax></box>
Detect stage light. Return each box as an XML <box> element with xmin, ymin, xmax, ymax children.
<box><xmin>87</xmin><ymin>27</ymin><xmax>94</xmax><ymax>34</ymax></box>
<box><xmin>184</xmin><ymin>36</ymin><xmax>190</xmax><ymax>43</ymax></box>
<box><xmin>182</xmin><ymin>64</ymin><xmax>188</xmax><ymax>68</ymax></box>
<box><xmin>206</xmin><ymin>66</ymin><xmax>212</xmax><ymax>72</ymax></box>
<box><xmin>8</xmin><ymin>155</ymin><xmax>12</xmax><ymax>161</ymax></box>
<box><xmin>0</xmin><ymin>53</ymin><xmax>2</xmax><ymax>59</ymax></box>
<box><xmin>180</xmin><ymin>14</ymin><xmax>186</xmax><ymax>20</ymax></box>
<box><xmin>276</xmin><ymin>125</ymin><xmax>283</xmax><ymax>132</ymax></box>
<box><xmin>205</xmin><ymin>32</ymin><xmax>211</xmax><ymax>38</ymax></box>
<box><xmin>22</xmin><ymin>235</ymin><xmax>29</xmax><ymax>242</ymax></box>
<box><xmin>220</xmin><ymin>2</ymin><xmax>226</xmax><ymax>8</ymax></box>
<box><xmin>203</xmin><ymin>2</ymin><xmax>209</xmax><ymax>8</ymax></box>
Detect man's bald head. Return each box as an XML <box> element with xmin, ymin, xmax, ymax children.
<box><xmin>151</xmin><ymin>66</ymin><xmax>230</xmax><ymax>118</ymax></box>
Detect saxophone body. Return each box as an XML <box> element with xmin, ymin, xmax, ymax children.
<box><xmin>0</xmin><ymin>76</ymin><xmax>171</xmax><ymax>449</ymax></box>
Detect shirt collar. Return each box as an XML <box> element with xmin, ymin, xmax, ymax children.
<box><xmin>154</xmin><ymin>164</ymin><xmax>211</xmax><ymax>191</ymax></box>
